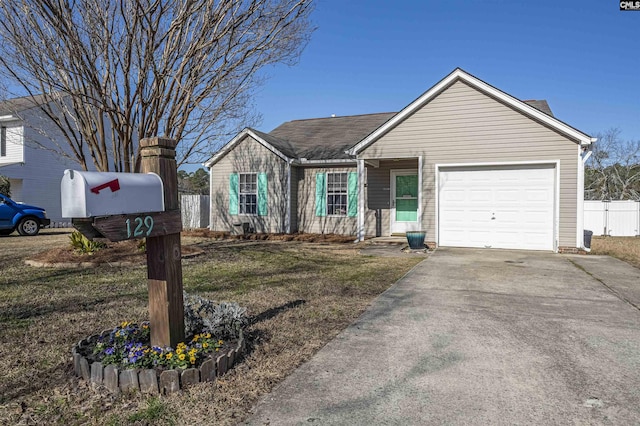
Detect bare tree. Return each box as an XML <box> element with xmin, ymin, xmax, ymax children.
<box><xmin>585</xmin><ymin>128</ymin><xmax>640</xmax><ymax>200</ymax></box>
<box><xmin>0</xmin><ymin>0</ymin><xmax>313</xmax><ymax>171</ymax></box>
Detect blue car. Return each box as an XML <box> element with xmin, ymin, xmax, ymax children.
<box><xmin>0</xmin><ymin>194</ymin><xmax>51</xmax><ymax>236</ymax></box>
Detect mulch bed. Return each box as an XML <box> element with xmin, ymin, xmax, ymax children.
<box><xmin>182</xmin><ymin>229</ymin><xmax>357</xmax><ymax>243</ymax></box>
<box><xmin>25</xmin><ymin>239</ymin><xmax>202</xmax><ymax>266</ymax></box>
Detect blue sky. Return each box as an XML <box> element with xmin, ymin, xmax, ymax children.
<box><xmin>240</xmin><ymin>0</ymin><xmax>638</xmax><ymax>152</ymax></box>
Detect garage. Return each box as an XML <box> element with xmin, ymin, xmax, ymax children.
<box><xmin>438</xmin><ymin>164</ymin><xmax>556</xmax><ymax>251</ymax></box>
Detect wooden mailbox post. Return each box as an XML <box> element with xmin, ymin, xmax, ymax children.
<box><xmin>139</xmin><ymin>137</ymin><xmax>185</xmax><ymax>348</ymax></box>
<box><xmin>67</xmin><ymin>137</ymin><xmax>185</xmax><ymax>348</ymax></box>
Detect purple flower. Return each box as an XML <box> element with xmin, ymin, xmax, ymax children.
<box><xmin>105</xmin><ymin>347</ymin><xmax>115</xmax><ymax>355</ymax></box>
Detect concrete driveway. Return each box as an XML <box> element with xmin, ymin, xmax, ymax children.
<box><xmin>246</xmin><ymin>249</ymin><xmax>640</xmax><ymax>425</ymax></box>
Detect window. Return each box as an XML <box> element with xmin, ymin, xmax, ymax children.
<box><xmin>327</xmin><ymin>172</ymin><xmax>348</xmax><ymax>216</ymax></box>
<box><xmin>1</xmin><ymin>126</ymin><xmax>6</xmax><ymax>157</ymax></box>
<box><xmin>239</xmin><ymin>173</ymin><xmax>257</xmax><ymax>214</ymax></box>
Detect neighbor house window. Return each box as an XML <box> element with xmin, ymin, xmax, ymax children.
<box><xmin>327</xmin><ymin>172</ymin><xmax>348</xmax><ymax>216</ymax></box>
<box><xmin>1</xmin><ymin>126</ymin><xmax>6</xmax><ymax>157</ymax></box>
<box><xmin>239</xmin><ymin>173</ymin><xmax>257</xmax><ymax>214</ymax></box>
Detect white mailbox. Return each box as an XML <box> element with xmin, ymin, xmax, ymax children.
<box><xmin>61</xmin><ymin>170</ymin><xmax>165</xmax><ymax>218</ymax></box>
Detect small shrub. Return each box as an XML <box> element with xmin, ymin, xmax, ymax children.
<box><xmin>0</xmin><ymin>175</ymin><xmax>10</xmax><ymax>197</ymax></box>
<box><xmin>69</xmin><ymin>231</ymin><xmax>106</xmax><ymax>254</ymax></box>
<box><xmin>183</xmin><ymin>291</ymin><xmax>248</xmax><ymax>339</ymax></box>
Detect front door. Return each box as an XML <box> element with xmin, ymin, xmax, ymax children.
<box><xmin>390</xmin><ymin>170</ymin><xmax>420</xmax><ymax>234</ymax></box>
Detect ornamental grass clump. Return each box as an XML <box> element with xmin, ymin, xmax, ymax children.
<box><xmin>92</xmin><ymin>321</ymin><xmax>225</xmax><ymax>370</ymax></box>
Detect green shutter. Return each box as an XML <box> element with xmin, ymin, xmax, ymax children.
<box><xmin>229</xmin><ymin>173</ymin><xmax>238</xmax><ymax>215</ymax></box>
<box><xmin>348</xmin><ymin>172</ymin><xmax>358</xmax><ymax>217</ymax></box>
<box><xmin>258</xmin><ymin>172</ymin><xmax>268</xmax><ymax>216</ymax></box>
<box><xmin>315</xmin><ymin>173</ymin><xmax>326</xmax><ymax>217</ymax></box>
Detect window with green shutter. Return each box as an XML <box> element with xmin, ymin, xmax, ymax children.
<box><xmin>315</xmin><ymin>172</ymin><xmax>357</xmax><ymax>217</ymax></box>
<box><xmin>347</xmin><ymin>172</ymin><xmax>357</xmax><ymax>217</ymax></box>
<box><xmin>230</xmin><ymin>172</ymin><xmax>268</xmax><ymax>216</ymax></box>
<box><xmin>229</xmin><ymin>173</ymin><xmax>239</xmax><ymax>215</ymax></box>
<box><xmin>315</xmin><ymin>173</ymin><xmax>326</xmax><ymax>217</ymax></box>
<box><xmin>257</xmin><ymin>172</ymin><xmax>268</xmax><ymax>216</ymax></box>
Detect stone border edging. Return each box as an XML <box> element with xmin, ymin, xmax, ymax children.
<box><xmin>71</xmin><ymin>330</ymin><xmax>245</xmax><ymax>395</ymax></box>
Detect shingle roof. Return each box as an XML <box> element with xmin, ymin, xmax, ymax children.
<box><xmin>0</xmin><ymin>94</ymin><xmax>51</xmax><ymax>116</ymax></box>
<box><xmin>522</xmin><ymin>100</ymin><xmax>553</xmax><ymax>116</ymax></box>
<box><xmin>259</xmin><ymin>98</ymin><xmax>554</xmax><ymax>161</ymax></box>
<box><xmin>266</xmin><ymin>112</ymin><xmax>396</xmax><ymax>160</ymax></box>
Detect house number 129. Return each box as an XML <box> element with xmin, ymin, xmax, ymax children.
<box><xmin>126</xmin><ymin>216</ymin><xmax>154</xmax><ymax>238</ymax></box>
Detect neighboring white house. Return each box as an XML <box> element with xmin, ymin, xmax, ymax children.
<box><xmin>0</xmin><ymin>95</ymin><xmax>95</xmax><ymax>225</ymax></box>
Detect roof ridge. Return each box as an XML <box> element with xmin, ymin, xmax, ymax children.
<box><xmin>278</xmin><ymin>111</ymin><xmax>396</xmax><ymax>124</ymax></box>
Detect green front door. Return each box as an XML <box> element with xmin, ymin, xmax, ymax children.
<box><xmin>391</xmin><ymin>170</ymin><xmax>419</xmax><ymax>234</ymax></box>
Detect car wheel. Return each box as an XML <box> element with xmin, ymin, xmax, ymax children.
<box><xmin>17</xmin><ymin>217</ymin><xmax>40</xmax><ymax>236</ymax></box>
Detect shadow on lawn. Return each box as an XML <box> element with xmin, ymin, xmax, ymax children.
<box><xmin>249</xmin><ymin>300</ymin><xmax>306</xmax><ymax>325</ymax></box>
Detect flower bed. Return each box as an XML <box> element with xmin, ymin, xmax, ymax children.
<box><xmin>71</xmin><ymin>293</ymin><xmax>249</xmax><ymax>394</ymax></box>
<box><xmin>72</xmin><ymin>322</ymin><xmax>245</xmax><ymax>395</ymax></box>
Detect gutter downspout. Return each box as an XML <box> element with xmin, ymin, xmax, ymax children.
<box><xmin>578</xmin><ymin>145</ymin><xmax>594</xmax><ymax>252</ymax></box>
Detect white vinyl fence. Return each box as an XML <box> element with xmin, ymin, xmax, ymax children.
<box><xmin>180</xmin><ymin>195</ymin><xmax>210</xmax><ymax>229</ymax></box>
<box><xmin>584</xmin><ymin>200</ymin><xmax>640</xmax><ymax>236</ymax></box>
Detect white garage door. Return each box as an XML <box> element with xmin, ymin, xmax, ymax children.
<box><xmin>439</xmin><ymin>165</ymin><xmax>555</xmax><ymax>251</ymax></box>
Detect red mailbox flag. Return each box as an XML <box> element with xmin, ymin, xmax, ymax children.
<box><xmin>90</xmin><ymin>179</ymin><xmax>121</xmax><ymax>194</ymax></box>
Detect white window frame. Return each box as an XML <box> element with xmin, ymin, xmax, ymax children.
<box><xmin>327</xmin><ymin>172</ymin><xmax>348</xmax><ymax>217</ymax></box>
<box><xmin>239</xmin><ymin>172</ymin><xmax>257</xmax><ymax>215</ymax></box>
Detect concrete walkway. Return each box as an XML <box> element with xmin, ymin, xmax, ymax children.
<box><xmin>245</xmin><ymin>249</ymin><xmax>640</xmax><ymax>425</ymax></box>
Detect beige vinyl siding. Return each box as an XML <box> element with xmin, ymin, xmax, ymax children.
<box><xmin>209</xmin><ymin>135</ymin><xmax>288</xmax><ymax>233</ymax></box>
<box><xmin>360</xmin><ymin>80</ymin><xmax>579</xmax><ymax>247</ymax></box>
<box><xmin>297</xmin><ymin>166</ymin><xmax>358</xmax><ymax>235</ymax></box>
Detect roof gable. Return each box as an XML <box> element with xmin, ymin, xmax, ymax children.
<box><xmin>203</xmin><ymin>128</ymin><xmax>292</xmax><ymax>168</ymax></box>
<box><xmin>349</xmin><ymin>68</ymin><xmax>594</xmax><ymax>155</ymax></box>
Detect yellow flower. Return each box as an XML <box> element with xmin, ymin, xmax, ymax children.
<box><xmin>202</xmin><ymin>343</ymin><xmax>209</xmax><ymax>349</ymax></box>
<box><xmin>189</xmin><ymin>357</ymin><xmax>196</xmax><ymax>364</ymax></box>
<box><xmin>192</xmin><ymin>335</ymin><xmax>200</xmax><ymax>342</ymax></box>
<box><xmin>166</xmin><ymin>352</ymin><xmax>173</xmax><ymax>360</ymax></box>
<box><xmin>215</xmin><ymin>348</ymin><xmax>219</xmax><ymax>352</ymax></box>
<box><xmin>178</xmin><ymin>353</ymin><xmax>186</xmax><ymax>361</ymax></box>
<box><xmin>218</xmin><ymin>340</ymin><xmax>224</xmax><ymax>345</ymax></box>
<box><xmin>120</xmin><ymin>321</ymin><xmax>129</xmax><ymax>327</ymax></box>
<box><xmin>176</xmin><ymin>348</ymin><xmax>183</xmax><ymax>355</ymax></box>
<box><xmin>204</xmin><ymin>333</ymin><xmax>211</xmax><ymax>339</ymax></box>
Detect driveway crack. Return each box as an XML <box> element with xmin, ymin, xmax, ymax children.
<box><xmin>567</xmin><ymin>258</ymin><xmax>640</xmax><ymax>312</ymax></box>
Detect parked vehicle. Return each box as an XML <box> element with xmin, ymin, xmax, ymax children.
<box><xmin>0</xmin><ymin>194</ymin><xmax>50</xmax><ymax>236</ymax></box>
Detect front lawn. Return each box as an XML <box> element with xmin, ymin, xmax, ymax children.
<box><xmin>0</xmin><ymin>230</ymin><xmax>421</xmax><ymax>425</ymax></box>
<box><xmin>591</xmin><ymin>236</ymin><xmax>640</xmax><ymax>269</ymax></box>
